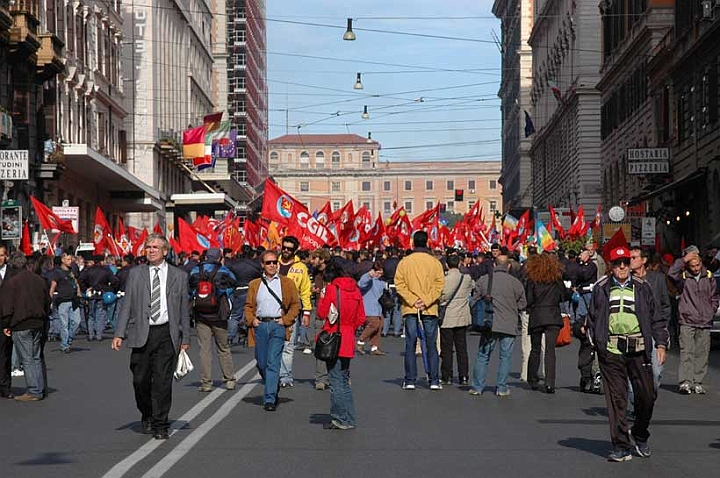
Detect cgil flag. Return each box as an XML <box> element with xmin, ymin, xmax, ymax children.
<box><xmin>30</xmin><ymin>196</ymin><xmax>77</xmax><ymax>234</ymax></box>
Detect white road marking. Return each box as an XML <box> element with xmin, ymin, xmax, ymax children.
<box><xmin>101</xmin><ymin>359</ymin><xmax>257</xmax><ymax>478</ymax></box>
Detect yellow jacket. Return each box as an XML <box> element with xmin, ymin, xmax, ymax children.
<box><xmin>394</xmin><ymin>249</ymin><xmax>445</xmax><ymax>317</ymax></box>
<box><xmin>281</xmin><ymin>256</ymin><xmax>313</xmax><ymax>311</ymax></box>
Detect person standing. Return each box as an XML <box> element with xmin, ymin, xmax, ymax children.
<box><xmin>316</xmin><ymin>261</ymin><xmax>366</xmax><ymax>430</ymax></box>
<box><xmin>112</xmin><ymin>234</ymin><xmax>191</xmax><ymax>440</ymax></box>
<box><xmin>189</xmin><ymin>248</ymin><xmax>238</xmax><ymax>392</ymax></box>
<box><xmin>394</xmin><ymin>230</ymin><xmax>445</xmax><ymax>390</ymax></box>
<box><xmin>244</xmin><ymin>250</ymin><xmax>300</xmax><ymax>411</ymax></box>
<box><xmin>667</xmin><ymin>247</ymin><xmax>719</xmax><ymax>394</ymax></box>
<box><xmin>587</xmin><ymin>247</ymin><xmax>668</xmax><ymax>462</ymax></box>
<box><xmin>79</xmin><ymin>255</ymin><xmax>118</xmax><ymax>341</ymax></box>
<box><xmin>0</xmin><ymin>252</ymin><xmax>51</xmax><ymax>401</ymax></box>
<box><xmin>0</xmin><ymin>245</ymin><xmax>14</xmax><ymax>399</ymax></box>
<box><xmin>439</xmin><ymin>254</ymin><xmax>474</xmax><ymax>386</ymax></box>
<box><xmin>469</xmin><ymin>255</ymin><xmax>526</xmax><ymax>396</ymax></box>
<box><xmin>381</xmin><ymin>247</ymin><xmax>403</xmax><ymax>337</ymax></box>
<box><xmin>309</xmin><ymin>248</ymin><xmax>331</xmax><ymax>390</ymax></box>
<box><xmin>48</xmin><ymin>251</ymin><xmax>82</xmax><ymax>353</ymax></box>
<box><xmin>356</xmin><ymin>261</ymin><xmax>388</xmax><ymax>356</ymax></box>
<box><xmin>224</xmin><ymin>245</ymin><xmax>262</xmax><ymax>345</ymax></box>
<box><xmin>525</xmin><ymin>252</ymin><xmax>569</xmax><ymax>394</ymax></box>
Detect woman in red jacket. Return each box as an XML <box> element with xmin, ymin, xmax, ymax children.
<box><xmin>316</xmin><ymin>260</ymin><xmax>366</xmax><ymax>430</ymax></box>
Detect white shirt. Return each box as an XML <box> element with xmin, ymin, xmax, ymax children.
<box><xmin>0</xmin><ymin>264</ymin><xmax>6</xmax><ymax>280</ymax></box>
<box><xmin>256</xmin><ymin>274</ymin><xmax>283</xmax><ymax>318</ymax></box>
<box><xmin>149</xmin><ymin>262</ymin><xmax>169</xmax><ymax>325</ymax></box>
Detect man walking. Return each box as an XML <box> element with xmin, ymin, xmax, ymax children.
<box><xmin>112</xmin><ymin>234</ymin><xmax>191</xmax><ymax>440</ymax></box>
<box><xmin>667</xmin><ymin>246</ymin><xmax>719</xmax><ymax>394</ymax></box>
<box><xmin>0</xmin><ymin>252</ymin><xmax>51</xmax><ymax>401</ymax></box>
<box><xmin>395</xmin><ymin>230</ymin><xmax>445</xmax><ymax>390</ymax></box>
<box><xmin>588</xmin><ymin>247</ymin><xmax>668</xmax><ymax>461</ymax></box>
<box><xmin>0</xmin><ymin>245</ymin><xmax>14</xmax><ymax>399</ymax></box>
<box><xmin>224</xmin><ymin>245</ymin><xmax>262</xmax><ymax>346</ymax></box>
<box><xmin>79</xmin><ymin>255</ymin><xmax>118</xmax><ymax>341</ymax></box>
<box><xmin>469</xmin><ymin>255</ymin><xmax>526</xmax><ymax>396</ymax></box>
<box><xmin>244</xmin><ymin>250</ymin><xmax>300</xmax><ymax>411</ymax></box>
<box><xmin>48</xmin><ymin>251</ymin><xmax>82</xmax><ymax>353</ymax></box>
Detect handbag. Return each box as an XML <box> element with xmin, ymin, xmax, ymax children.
<box><xmin>438</xmin><ymin>274</ymin><xmax>465</xmax><ymax>322</ymax></box>
<box><xmin>315</xmin><ymin>285</ymin><xmax>342</xmax><ymax>362</ymax></box>
<box><xmin>556</xmin><ymin>313</ymin><xmax>572</xmax><ymax>347</ymax></box>
<box><xmin>471</xmin><ymin>271</ymin><xmax>494</xmax><ymax>332</ymax></box>
<box><xmin>174</xmin><ymin>349</ymin><xmax>194</xmax><ymax>380</ymax></box>
<box><xmin>378</xmin><ymin>287</ymin><xmax>395</xmax><ymax>314</ymax></box>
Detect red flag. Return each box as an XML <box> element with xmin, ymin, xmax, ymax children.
<box><xmin>182</xmin><ymin>125</ymin><xmax>205</xmax><ymax>160</ymax></box>
<box><xmin>20</xmin><ymin>221</ymin><xmax>32</xmax><ymax>255</ymax></box>
<box><xmin>515</xmin><ymin>210</ymin><xmax>531</xmax><ymax>244</ymax></box>
<box><xmin>93</xmin><ymin>207</ymin><xmax>112</xmax><ymax>255</ymax></box>
<box><xmin>115</xmin><ymin>217</ymin><xmax>131</xmax><ymax>254</ymax></box>
<box><xmin>243</xmin><ymin>219</ymin><xmax>260</xmax><ymax>248</ymax></box>
<box><xmin>333</xmin><ymin>200</ymin><xmax>355</xmax><ymax>234</ymax></box>
<box><xmin>548</xmin><ymin>204</ymin><xmax>566</xmax><ymax>240</ymax></box>
<box><xmin>316</xmin><ymin>201</ymin><xmax>333</xmax><ymax>225</ymax></box>
<box><xmin>286</xmin><ymin>210</ymin><xmax>336</xmax><ymax>249</ymax></box>
<box><xmin>261</xmin><ymin>179</ymin><xmax>307</xmax><ymax>225</ymax></box>
<box><xmin>601</xmin><ymin>227</ymin><xmax>629</xmax><ymax>262</ymax></box>
<box><xmin>132</xmin><ymin>228</ymin><xmax>149</xmax><ymax>256</ymax></box>
<box><xmin>223</xmin><ymin>217</ymin><xmax>243</xmax><ymax>253</ymax></box>
<box><xmin>411</xmin><ymin>202</ymin><xmax>440</xmax><ymax>230</ymax></box>
<box><xmin>367</xmin><ymin>213</ymin><xmax>388</xmax><ymax>249</ymax></box>
<box><xmin>203</xmin><ymin>112</ymin><xmax>223</xmax><ymax>124</ymax></box>
<box><xmin>30</xmin><ymin>196</ymin><xmax>77</xmax><ymax>234</ymax></box>
<box><xmin>177</xmin><ymin>217</ymin><xmax>212</xmax><ymax>254</ymax></box>
<box><xmin>568</xmin><ymin>205</ymin><xmax>587</xmax><ymax>237</ymax></box>
<box><xmin>591</xmin><ymin>204</ymin><xmax>602</xmax><ymax>230</ymax></box>
<box><xmin>153</xmin><ymin>220</ymin><xmax>164</xmax><ymax>235</ymax></box>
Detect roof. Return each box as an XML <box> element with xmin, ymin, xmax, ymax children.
<box><xmin>269</xmin><ymin>134</ymin><xmax>379</xmax><ymax>147</ymax></box>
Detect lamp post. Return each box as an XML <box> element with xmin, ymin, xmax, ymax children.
<box><xmin>361</xmin><ymin>105</ymin><xmax>370</xmax><ymax>119</ymax></box>
<box><xmin>354</xmin><ymin>72</ymin><xmax>363</xmax><ymax>90</ymax></box>
<box><xmin>343</xmin><ymin>18</ymin><xmax>356</xmax><ymax>40</ymax></box>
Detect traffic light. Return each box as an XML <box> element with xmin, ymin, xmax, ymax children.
<box><xmin>439</xmin><ymin>203</ymin><xmax>447</xmax><ymax>213</ymax></box>
<box><xmin>454</xmin><ymin>189</ymin><xmax>464</xmax><ymax>202</ymax></box>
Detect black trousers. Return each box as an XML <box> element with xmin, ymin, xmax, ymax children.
<box><xmin>528</xmin><ymin>325</ymin><xmax>559</xmax><ymax>387</ymax></box>
<box><xmin>598</xmin><ymin>350</ymin><xmax>655</xmax><ymax>450</ymax></box>
<box><xmin>440</xmin><ymin>326</ymin><xmax>468</xmax><ymax>381</ymax></box>
<box><xmin>578</xmin><ymin>336</ymin><xmax>595</xmax><ymax>380</ymax></box>
<box><xmin>130</xmin><ymin>324</ymin><xmax>176</xmax><ymax>431</ymax></box>
<box><xmin>0</xmin><ymin>330</ymin><xmax>13</xmax><ymax>394</ymax></box>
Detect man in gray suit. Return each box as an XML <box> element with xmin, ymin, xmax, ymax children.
<box><xmin>112</xmin><ymin>234</ymin><xmax>191</xmax><ymax>440</ymax></box>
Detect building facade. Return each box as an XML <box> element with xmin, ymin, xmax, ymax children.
<box><xmin>268</xmin><ymin>134</ymin><xmax>502</xmax><ymax>223</ymax></box>
<box><xmin>528</xmin><ymin>0</ymin><xmax>602</xmax><ymax>213</ymax></box>
<box><xmin>493</xmin><ymin>0</ymin><xmax>534</xmax><ymax>210</ymax></box>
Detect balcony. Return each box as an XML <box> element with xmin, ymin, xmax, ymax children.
<box><xmin>0</xmin><ymin>1</ymin><xmax>12</xmax><ymax>43</ymax></box>
<box><xmin>8</xmin><ymin>0</ymin><xmax>40</xmax><ymax>60</ymax></box>
<box><xmin>36</xmin><ymin>32</ymin><xmax>64</xmax><ymax>80</ymax></box>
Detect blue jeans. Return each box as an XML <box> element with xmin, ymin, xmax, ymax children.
<box><xmin>472</xmin><ymin>333</ymin><xmax>515</xmax><ymax>394</ymax></box>
<box><xmin>227</xmin><ymin>291</ymin><xmax>247</xmax><ymax>344</ymax></box>
<box><xmin>403</xmin><ymin>314</ymin><xmax>440</xmax><ymax>385</ymax></box>
<box><xmin>12</xmin><ymin>329</ymin><xmax>44</xmax><ymax>397</ymax></box>
<box><xmin>254</xmin><ymin>321</ymin><xmax>285</xmax><ymax>404</ymax></box>
<box><xmin>328</xmin><ymin>357</ymin><xmax>356</xmax><ymax>427</ymax></box>
<box><xmin>574</xmin><ymin>292</ymin><xmax>591</xmax><ymax>321</ymax></box>
<box><xmin>57</xmin><ymin>301</ymin><xmax>80</xmax><ymax>350</ymax></box>
<box><xmin>382</xmin><ymin>290</ymin><xmax>402</xmax><ymax>335</ymax></box>
<box><xmin>87</xmin><ymin>300</ymin><xmax>109</xmax><ymax>339</ymax></box>
<box><xmin>280</xmin><ymin>318</ymin><xmax>298</xmax><ymax>385</ymax></box>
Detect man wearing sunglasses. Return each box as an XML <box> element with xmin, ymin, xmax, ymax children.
<box><xmin>244</xmin><ymin>251</ymin><xmax>300</xmax><ymax>411</ymax></box>
<box><xmin>587</xmin><ymin>247</ymin><xmax>668</xmax><ymax>462</ymax></box>
<box><xmin>277</xmin><ymin>236</ymin><xmax>312</xmax><ymax>388</ymax></box>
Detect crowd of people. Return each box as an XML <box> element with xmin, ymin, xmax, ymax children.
<box><xmin>1</xmin><ymin>231</ymin><xmax>718</xmax><ymax>460</ymax></box>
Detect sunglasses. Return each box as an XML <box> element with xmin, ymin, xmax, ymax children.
<box><xmin>612</xmin><ymin>259</ymin><xmax>631</xmax><ymax>267</ymax></box>
<box><xmin>264</xmin><ymin>260</ymin><xmax>279</xmax><ymax>265</ymax></box>
<box><xmin>281</xmin><ymin>246</ymin><xmax>296</xmax><ymax>252</ymax></box>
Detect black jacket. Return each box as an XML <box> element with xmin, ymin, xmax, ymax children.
<box><xmin>0</xmin><ymin>269</ymin><xmax>50</xmax><ymax>331</ymax></box>
<box><xmin>587</xmin><ymin>275</ymin><xmax>669</xmax><ymax>363</ymax></box>
<box><xmin>224</xmin><ymin>257</ymin><xmax>262</xmax><ymax>287</ymax></box>
<box><xmin>526</xmin><ymin>280</ymin><xmax>570</xmax><ymax>329</ymax></box>
<box><xmin>79</xmin><ymin>264</ymin><xmax>118</xmax><ymax>295</ymax></box>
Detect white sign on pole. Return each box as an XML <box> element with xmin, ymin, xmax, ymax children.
<box><xmin>52</xmin><ymin>206</ymin><xmax>80</xmax><ymax>234</ymax></box>
<box><xmin>0</xmin><ymin>150</ymin><xmax>29</xmax><ymax>180</ymax></box>
<box><xmin>641</xmin><ymin>217</ymin><xmax>656</xmax><ymax>246</ymax></box>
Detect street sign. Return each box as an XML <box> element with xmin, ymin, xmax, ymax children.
<box><xmin>641</xmin><ymin>217</ymin><xmax>656</xmax><ymax>246</ymax></box>
<box><xmin>627</xmin><ymin>148</ymin><xmax>670</xmax><ymax>174</ymax></box>
<box><xmin>628</xmin><ymin>161</ymin><xmax>670</xmax><ymax>174</ymax></box>
<box><xmin>52</xmin><ymin>206</ymin><xmax>80</xmax><ymax>234</ymax></box>
<box><xmin>1</xmin><ymin>203</ymin><xmax>21</xmax><ymax>240</ymax></box>
<box><xmin>0</xmin><ymin>150</ymin><xmax>29</xmax><ymax>180</ymax></box>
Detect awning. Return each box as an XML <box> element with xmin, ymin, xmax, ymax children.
<box><xmin>169</xmin><ymin>193</ymin><xmax>237</xmax><ymax>210</ymax></box>
<box><xmin>63</xmin><ymin>143</ymin><xmax>163</xmax><ymax>212</ymax></box>
<box><xmin>627</xmin><ymin>168</ymin><xmax>706</xmax><ymax>206</ymax></box>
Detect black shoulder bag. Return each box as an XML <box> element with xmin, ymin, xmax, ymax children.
<box><xmin>261</xmin><ymin>277</ymin><xmax>288</xmax><ymax>316</ymax></box>
<box><xmin>315</xmin><ymin>285</ymin><xmax>342</xmax><ymax>362</ymax></box>
<box><xmin>471</xmin><ymin>272</ymin><xmax>494</xmax><ymax>333</ymax></box>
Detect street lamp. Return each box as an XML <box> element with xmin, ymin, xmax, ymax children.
<box><xmin>354</xmin><ymin>72</ymin><xmax>363</xmax><ymax>90</ymax></box>
<box><xmin>366</xmin><ymin>132</ymin><xmax>372</xmax><ymax>143</ymax></box>
<box><xmin>343</xmin><ymin>18</ymin><xmax>356</xmax><ymax>40</ymax></box>
<box><xmin>361</xmin><ymin>105</ymin><xmax>370</xmax><ymax>119</ymax></box>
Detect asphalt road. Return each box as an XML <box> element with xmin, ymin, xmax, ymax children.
<box><xmin>2</xmin><ymin>330</ymin><xmax>719</xmax><ymax>478</ymax></box>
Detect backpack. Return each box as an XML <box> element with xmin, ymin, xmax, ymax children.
<box><xmin>193</xmin><ymin>265</ymin><xmax>220</xmax><ymax>314</ymax></box>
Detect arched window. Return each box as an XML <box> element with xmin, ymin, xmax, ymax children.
<box><xmin>315</xmin><ymin>151</ymin><xmax>325</xmax><ymax>168</ymax></box>
<box><xmin>299</xmin><ymin>151</ymin><xmax>310</xmax><ymax>169</ymax></box>
<box><xmin>269</xmin><ymin>151</ymin><xmax>279</xmax><ymax>162</ymax></box>
<box><xmin>362</xmin><ymin>151</ymin><xmax>371</xmax><ymax>168</ymax></box>
<box><xmin>331</xmin><ymin>151</ymin><xmax>340</xmax><ymax>169</ymax></box>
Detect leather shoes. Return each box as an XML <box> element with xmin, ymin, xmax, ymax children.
<box><xmin>141</xmin><ymin>420</ymin><xmax>153</xmax><ymax>434</ymax></box>
<box><xmin>263</xmin><ymin>403</ymin><xmax>276</xmax><ymax>411</ymax></box>
<box><xmin>545</xmin><ymin>386</ymin><xmax>556</xmax><ymax>394</ymax></box>
<box><xmin>0</xmin><ymin>391</ymin><xmax>14</xmax><ymax>399</ymax></box>
<box><xmin>154</xmin><ymin>430</ymin><xmax>170</xmax><ymax>440</ymax></box>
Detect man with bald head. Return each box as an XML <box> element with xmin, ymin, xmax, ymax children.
<box><xmin>668</xmin><ymin>246</ymin><xmax>719</xmax><ymax>394</ymax></box>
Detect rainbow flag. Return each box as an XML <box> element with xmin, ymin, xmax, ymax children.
<box><xmin>503</xmin><ymin>214</ymin><xmax>518</xmax><ymax>231</ymax></box>
<box><xmin>535</xmin><ymin>212</ymin><xmax>557</xmax><ymax>253</ymax></box>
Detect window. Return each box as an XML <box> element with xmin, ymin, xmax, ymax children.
<box><xmin>446</xmin><ymin>200</ymin><xmax>454</xmax><ymax>212</ymax></box>
<box><xmin>287</xmin><ymin>153</ymin><xmax>293</xmax><ymax>162</ymax></box>
<box><xmin>489</xmin><ymin>180</ymin><xmax>497</xmax><ymax>190</ymax></box>
<box><xmin>404</xmin><ymin>201</ymin><xmax>413</xmax><ymax>214</ymax></box>
<box><xmin>362</xmin><ymin>151</ymin><xmax>371</xmax><ymax>168</ymax></box>
<box><xmin>489</xmin><ymin>200</ymin><xmax>497</xmax><ymax>214</ymax></box>
<box><xmin>363</xmin><ymin>202</ymin><xmax>371</xmax><ymax>210</ymax></box>
<box><xmin>383</xmin><ymin>201</ymin><xmax>392</xmax><ymax>214</ymax></box>
<box><xmin>426</xmin><ymin>201</ymin><xmax>434</xmax><ymax>210</ymax></box>
<box><xmin>331</xmin><ymin>151</ymin><xmax>340</xmax><ymax>168</ymax></box>
<box><xmin>315</xmin><ymin>151</ymin><xmax>325</xmax><ymax>168</ymax></box>
<box><xmin>468</xmin><ymin>179</ymin><xmax>476</xmax><ymax>190</ymax></box>
<box><xmin>331</xmin><ymin>182</ymin><xmax>340</xmax><ymax>192</ymax></box>
<box><xmin>300</xmin><ymin>181</ymin><xmax>309</xmax><ymax>192</ymax></box>
<box><xmin>299</xmin><ymin>151</ymin><xmax>309</xmax><ymax>169</ymax></box>
<box><xmin>447</xmin><ymin>180</ymin><xmax>454</xmax><ymax>190</ymax></box>
<box><xmin>404</xmin><ymin>181</ymin><xmax>412</xmax><ymax>191</ymax></box>
<box><xmin>468</xmin><ymin>200</ymin><xmax>476</xmax><ymax>211</ymax></box>
<box><xmin>333</xmin><ymin>201</ymin><xmax>341</xmax><ymax>210</ymax></box>
<box><xmin>383</xmin><ymin>181</ymin><xmax>391</xmax><ymax>191</ymax></box>
<box><xmin>269</xmin><ymin>151</ymin><xmax>279</xmax><ymax>162</ymax></box>
<box><xmin>426</xmin><ymin>180</ymin><xmax>433</xmax><ymax>190</ymax></box>
<box><xmin>362</xmin><ymin>181</ymin><xmax>371</xmax><ymax>191</ymax></box>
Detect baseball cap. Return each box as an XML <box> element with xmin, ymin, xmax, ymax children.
<box><xmin>609</xmin><ymin>247</ymin><xmax>630</xmax><ymax>262</ymax></box>
<box><xmin>682</xmin><ymin>245</ymin><xmax>700</xmax><ymax>256</ymax></box>
<box><xmin>205</xmin><ymin>248</ymin><xmax>222</xmax><ymax>262</ymax></box>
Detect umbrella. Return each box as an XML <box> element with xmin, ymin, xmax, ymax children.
<box><xmin>416</xmin><ymin>310</ymin><xmax>430</xmax><ymax>380</ymax></box>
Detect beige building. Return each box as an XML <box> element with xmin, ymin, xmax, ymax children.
<box><xmin>268</xmin><ymin>134</ymin><xmax>502</xmax><ymax>223</ymax></box>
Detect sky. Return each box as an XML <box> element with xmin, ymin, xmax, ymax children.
<box><xmin>265</xmin><ymin>0</ymin><xmax>502</xmax><ymax>163</ymax></box>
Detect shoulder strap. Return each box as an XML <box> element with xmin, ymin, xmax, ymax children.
<box><xmin>334</xmin><ymin>285</ymin><xmax>341</xmax><ymax>330</ymax></box>
<box><xmin>261</xmin><ymin>276</ymin><xmax>288</xmax><ymax>314</ymax></box>
<box><xmin>487</xmin><ymin>270</ymin><xmax>494</xmax><ymax>297</ymax></box>
<box><xmin>446</xmin><ymin>274</ymin><xmax>464</xmax><ymax>304</ymax></box>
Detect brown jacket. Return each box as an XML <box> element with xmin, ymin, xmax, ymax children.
<box><xmin>244</xmin><ymin>274</ymin><xmax>301</xmax><ymax>347</ymax></box>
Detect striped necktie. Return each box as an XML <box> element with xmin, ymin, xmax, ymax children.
<box><xmin>150</xmin><ymin>267</ymin><xmax>161</xmax><ymax>322</ymax></box>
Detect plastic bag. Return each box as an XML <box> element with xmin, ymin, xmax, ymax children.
<box><xmin>174</xmin><ymin>349</ymin><xmax>194</xmax><ymax>380</ymax></box>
